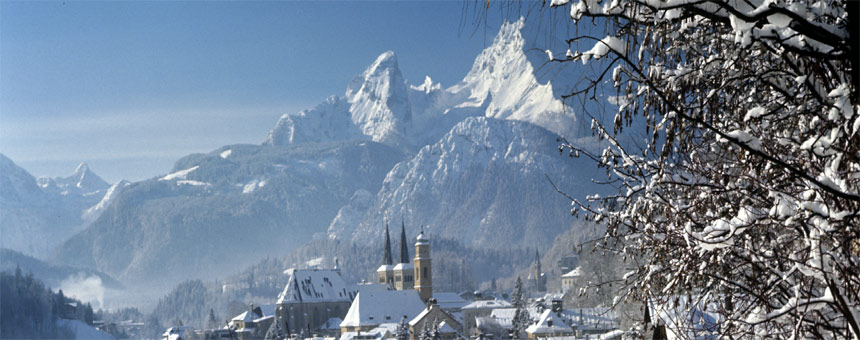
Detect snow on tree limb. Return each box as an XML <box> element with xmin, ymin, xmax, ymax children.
<box><xmin>509</xmin><ymin>0</ymin><xmax>860</xmax><ymax>338</ymax></box>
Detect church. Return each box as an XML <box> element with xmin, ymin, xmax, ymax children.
<box><xmin>340</xmin><ymin>225</ymin><xmax>464</xmax><ymax>339</ymax></box>
<box><xmin>375</xmin><ymin>223</ymin><xmax>432</xmax><ymax>301</ymax></box>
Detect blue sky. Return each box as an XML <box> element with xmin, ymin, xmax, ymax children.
<box><xmin>1</xmin><ymin>1</ymin><xmax>512</xmax><ymax>182</ymax></box>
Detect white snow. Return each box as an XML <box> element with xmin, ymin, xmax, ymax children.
<box><xmin>526</xmin><ymin>309</ymin><xmax>574</xmax><ymax>335</ymax></box>
<box><xmin>220</xmin><ymin>149</ymin><xmax>232</xmax><ymax>159</ymax></box>
<box><xmin>340</xmin><ymin>285</ymin><xmax>426</xmax><ymax>328</ymax></box>
<box><xmin>160</xmin><ymin>166</ymin><xmax>199</xmax><ymax>181</ymax></box>
<box><xmin>83</xmin><ymin>180</ymin><xmax>131</xmax><ymax>222</ymax></box>
<box><xmin>581</xmin><ymin>36</ymin><xmax>626</xmax><ymax>64</ymax></box>
<box><xmin>242</xmin><ymin>179</ymin><xmax>266</xmax><ymax>194</ymax></box>
<box><xmin>177</xmin><ymin>180</ymin><xmax>209</xmax><ymax>186</ymax></box>
<box><xmin>56</xmin><ymin>319</ymin><xmax>114</xmax><ymax>339</ymax></box>
<box><xmin>277</xmin><ymin>269</ymin><xmax>352</xmax><ymax>304</ymax></box>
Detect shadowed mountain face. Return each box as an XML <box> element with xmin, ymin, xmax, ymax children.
<box><xmin>329</xmin><ymin>117</ymin><xmax>603</xmax><ymax>249</ymax></box>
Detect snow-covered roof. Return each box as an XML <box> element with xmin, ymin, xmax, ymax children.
<box><xmin>558</xmin><ymin>307</ymin><xmax>619</xmax><ymax>331</ymax></box>
<box><xmin>339</xmin><ymin>323</ymin><xmax>398</xmax><ymax>340</ymax></box>
<box><xmin>321</xmin><ymin>317</ymin><xmax>344</xmax><ymax>330</ymax></box>
<box><xmin>490</xmin><ymin>306</ymin><xmax>542</xmax><ymax>328</ymax></box>
<box><xmin>340</xmin><ymin>286</ymin><xmax>426</xmax><ymax>327</ymax></box>
<box><xmin>232</xmin><ymin>311</ymin><xmax>256</xmax><ymax>323</ymax></box>
<box><xmin>368</xmin><ymin>322</ymin><xmax>399</xmax><ymax>336</ymax></box>
<box><xmin>377</xmin><ymin>264</ymin><xmax>394</xmax><ymax>272</ymax></box>
<box><xmin>278</xmin><ymin>269</ymin><xmax>353</xmax><ymax>304</ymax></box>
<box><xmin>408</xmin><ymin>307</ymin><xmax>433</xmax><ymax>327</ymax></box>
<box><xmin>438</xmin><ymin>321</ymin><xmax>456</xmax><ymax>334</ymax></box>
<box><xmin>392</xmin><ymin>263</ymin><xmax>413</xmax><ymax>271</ymax></box>
<box><xmin>647</xmin><ymin>296</ymin><xmax>721</xmax><ymax>339</ymax></box>
<box><xmin>416</xmin><ymin>232</ymin><xmax>428</xmax><ymax>245</ymax></box>
<box><xmin>256</xmin><ymin>315</ymin><xmax>274</xmax><ymax>324</ymax></box>
<box><xmin>461</xmin><ymin>299</ymin><xmax>512</xmax><ymax>310</ymax></box>
<box><xmin>561</xmin><ymin>267</ymin><xmax>582</xmax><ymax>278</ymax></box>
<box><xmin>259</xmin><ymin>304</ymin><xmax>277</xmax><ymax>317</ymax></box>
<box><xmin>433</xmin><ymin>292</ymin><xmax>469</xmax><ymax>310</ymax></box>
<box><xmin>526</xmin><ymin>310</ymin><xmax>573</xmax><ymax>335</ymax></box>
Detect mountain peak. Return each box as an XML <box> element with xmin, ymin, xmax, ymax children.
<box><xmin>62</xmin><ymin>162</ymin><xmax>109</xmax><ymax>192</ymax></box>
<box><xmin>371</xmin><ymin>50</ymin><xmax>397</xmax><ymax>69</ymax></box>
<box><xmin>451</xmin><ymin>18</ymin><xmax>575</xmax><ymax>138</ymax></box>
<box><xmin>73</xmin><ymin>162</ymin><xmax>90</xmax><ymax>176</ymax></box>
<box><xmin>345</xmin><ymin>51</ymin><xmax>412</xmax><ymax>145</ymax></box>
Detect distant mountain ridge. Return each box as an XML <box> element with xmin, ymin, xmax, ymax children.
<box><xmin>0</xmin><ymin>154</ymin><xmax>123</xmax><ymax>258</ymax></box>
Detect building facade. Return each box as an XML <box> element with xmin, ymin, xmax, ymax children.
<box><xmin>276</xmin><ymin>269</ymin><xmax>354</xmax><ymax>335</ymax></box>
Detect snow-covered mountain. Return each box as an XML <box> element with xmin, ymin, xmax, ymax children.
<box><xmin>265</xmin><ymin>19</ymin><xmax>576</xmax><ymax>150</ymax></box>
<box><xmin>53</xmin><ymin>142</ymin><xmax>405</xmax><ymax>283</ymax></box>
<box><xmin>0</xmin><ymin>155</ymin><xmax>121</xmax><ymax>258</ymax></box>
<box><xmin>37</xmin><ymin>163</ymin><xmax>111</xmax><ymax>197</ymax></box>
<box><xmin>52</xmin><ymin>19</ymin><xmax>597</xmax><ymax>287</ymax></box>
<box><xmin>328</xmin><ymin>117</ymin><xmax>601</xmax><ymax>248</ymax></box>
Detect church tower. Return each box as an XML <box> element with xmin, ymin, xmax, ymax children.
<box><xmin>533</xmin><ymin>249</ymin><xmax>546</xmax><ymax>292</ymax></box>
<box><xmin>413</xmin><ymin>230</ymin><xmax>432</xmax><ymax>301</ymax></box>
<box><xmin>392</xmin><ymin>222</ymin><xmax>414</xmax><ymax>290</ymax></box>
<box><xmin>377</xmin><ymin>224</ymin><xmax>394</xmax><ymax>286</ymax></box>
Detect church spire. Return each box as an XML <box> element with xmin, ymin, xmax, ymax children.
<box><xmin>399</xmin><ymin>221</ymin><xmax>409</xmax><ymax>263</ymax></box>
<box><xmin>383</xmin><ymin>223</ymin><xmax>393</xmax><ymax>265</ymax></box>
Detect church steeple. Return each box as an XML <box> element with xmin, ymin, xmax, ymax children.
<box><xmin>383</xmin><ymin>224</ymin><xmax>393</xmax><ymax>265</ymax></box>
<box><xmin>399</xmin><ymin>221</ymin><xmax>409</xmax><ymax>263</ymax></box>
<box><xmin>414</xmin><ymin>229</ymin><xmax>432</xmax><ymax>301</ymax></box>
<box><xmin>534</xmin><ymin>249</ymin><xmax>546</xmax><ymax>292</ymax></box>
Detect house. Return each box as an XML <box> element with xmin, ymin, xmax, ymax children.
<box><xmin>557</xmin><ymin>256</ymin><xmax>579</xmax><ymax>275</ymax></box>
<box><xmin>474</xmin><ymin>316</ymin><xmax>507</xmax><ymax>340</ymax></box>
<box><xmin>339</xmin><ymin>284</ymin><xmax>427</xmax><ymax>335</ymax></box>
<box><xmin>339</xmin><ymin>322</ymin><xmax>399</xmax><ymax>340</ymax></box>
<box><xmin>276</xmin><ymin>269</ymin><xmax>354</xmax><ymax>334</ymax></box>
<box><xmin>525</xmin><ymin>310</ymin><xmax>574</xmax><ymax>340</ymax></box>
<box><xmin>432</xmin><ymin>292</ymin><xmax>469</xmax><ymax>313</ymax></box>
<box><xmin>161</xmin><ymin>326</ymin><xmax>193</xmax><ymax>340</ymax></box>
<box><xmin>644</xmin><ymin>297</ymin><xmax>721</xmax><ymax>340</ymax></box>
<box><xmin>558</xmin><ymin>307</ymin><xmax>619</xmax><ymax>336</ymax></box>
<box><xmin>461</xmin><ymin>299</ymin><xmax>512</xmax><ymax>337</ymax></box>
<box><xmin>229</xmin><ymin>305</ymin><xmax>274</xmax><ymax>340</ymax></box>
<box><xmin>560</xmin><ymin>267</ymin><xmax>582</xmax><ymax>293</ymax></box>
<box><xmin>408</xmin><ymin>300</ymin><xmax>463</xmax><ymax>340</ymax></box>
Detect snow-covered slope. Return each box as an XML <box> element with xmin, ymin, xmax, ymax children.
<box><xmin>264</xmin><ymin>51</ymin><xmax>411</xmax><ymax>147</ymax></box>
<box><xmin>0</xmin><ymin>155</ymin><xmax>119</xmax><ymax>258</ymax></box>
<box><xmin>448</xmin><ymin>19</ymin><xmax>574</xmax><ymax>137</ymax></box>
<box><xmin>82</xmin><ymin>180</ymin><xmax>131</xmax><ymax>224</ymax></box>
<box><xmin>265</xmin><ymin>19</ymin><xmax>576</xmax><ymax>150</ymax></box>
<box><xmin>56</xmin><ymin>319</ymin><xmax>114</xmax><ymax>340</ymax></box>
<box><xmin>53</xmin><ymin>142</ymin><xmax>405</xmax><ymax>283</ymax></box>
<box><xmin>329</xmin><ymin>117</ymin><xmax>602</xmax><ymax>248</ymax></box>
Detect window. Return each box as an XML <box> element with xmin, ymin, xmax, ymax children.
<box><xmin>423</xmin><ymin>267</ymin><xmax>428</xmax><ymax>278</ymax></box>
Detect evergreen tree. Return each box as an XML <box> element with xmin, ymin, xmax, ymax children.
<box><xmin>431</xmin><ymin>319</ymin><xmax>442</xmax><ymax>340</ymax></box>
<box><xmin>395</xmin><ymin>316</ymin><xmax>410</xmax><ymax>340</ymax></box>
<box><xmin>419</xmin><ymin>319</ymin><xmax>433</xmax><ymax>340</ymax></box>
<box><xmin>208</xmin><ymin>308</ymin><xmax>218</xmax><ymax>329</ymax></box>
<box><xmin>510</xmin><ymin>277</ymin><xmax>529</xmax><ymax>340</ymax></box>
<box><xmin>265</xmin><ymin>319</ymin><xmax>286</xmax><ymax>340</ymax></box>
